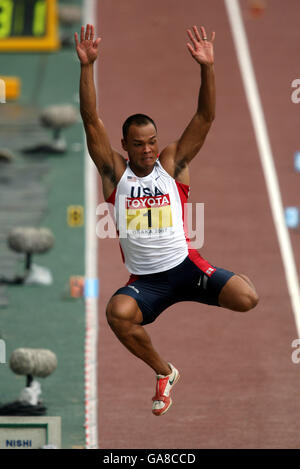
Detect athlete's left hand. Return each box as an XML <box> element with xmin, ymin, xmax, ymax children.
<box><xmin>187</xmin><ymin>26</ymin><xmax>215</xmax><ymax>65</ymax></box>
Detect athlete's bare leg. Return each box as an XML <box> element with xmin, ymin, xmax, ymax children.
<box><xmin>106</xmin><ymin>294</ymin><xmax>171</xmax><ymax>376</ymax></box>
<box><xmin>107</xmin><ymin>275</ymin><xmax>258</xmax><ymax>373</ymax></box>
<box><xmin>218</xmin><ymin>273</ymin><xmax>259</xmax><ymax>312</ymax></box>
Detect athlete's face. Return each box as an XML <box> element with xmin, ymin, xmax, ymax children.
<box><xmin>122</xmin><ymin>123</ymin><xmax>159</xmax><ymax>176</ymax></box>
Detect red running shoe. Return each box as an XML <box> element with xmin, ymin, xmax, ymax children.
<box><xmin>152</xmin><ymin>363</ymin><xmax>180</xmax><ymax>416</ymax></box>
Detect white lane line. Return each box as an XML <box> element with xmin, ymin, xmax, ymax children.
<box><xmin>224</xmin><ymin>0</ymin><xmax>300</xmax><ymax>336</ymax></box>
<box><xmin>83</xmin><ymin>0</ymin><xmax>99</xmax><ymax>450</ymax></box>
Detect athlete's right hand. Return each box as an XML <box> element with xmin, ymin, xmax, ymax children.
<box><xmin>74</xmin><ymin>24</ymin><xmax>102</xmax><ymax>65</ymax></box>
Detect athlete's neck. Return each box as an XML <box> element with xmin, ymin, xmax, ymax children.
<box><xmin>128</xmin><ymin>162</ymin><xmax>155</xmax><ymax>178</ymax></box>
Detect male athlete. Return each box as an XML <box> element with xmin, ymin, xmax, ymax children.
<box><xmin>75</xmin><ymin>24</ymin><xmax>259</xmax><ymax>416</ymax></box>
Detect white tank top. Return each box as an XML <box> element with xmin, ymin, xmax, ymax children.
<box><xmin>107</xmin><ymin>160</ymin><xmax>190</xmax><ymax>275</ymax></box>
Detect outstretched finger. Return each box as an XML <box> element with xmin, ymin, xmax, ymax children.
<box><xmin>85</xmin><ymin>24</ymin><xmax>90</xmax><ymax>40</ymax></box>
<box><xmin>80</xmin><ymin>26</ymin><xmax>84</xmax><ymax>42</ymax></box>
<box><xmin>74</xmin><ymin>32</ymin><xmax>79</xmax><ymax>47</ymax></box>
<box><xmin>94</xmin><ymin>37</ymin><xmax>102</xmax><ymax>48</ymax></box>
<box><xmin>200</xmin><ymin>26</ymin><xmax>207</xmax><ymax>40</ymax></box>
<box><xmin>90</xmin><ymin>24</ymin><xmax>95</xmax><ymax>41</ymax></box>
<box><xmin>187</xmin><ymin>42</ymin><xmax>195</xmax><ymax>55</ymax></box>
<box><xmin>211</xmin><ymin>31</ymin><xmax>216</xmax><ymax>42</ymax></box>
<box><xmin>187</xmin><ymin>29</ymin><xmax>198</xmax><ymax>48</ymax></box>
<box><xmin>193</xmin><ymin>25</ymin><xmax>202</xmax><ymax>42</ymax></box>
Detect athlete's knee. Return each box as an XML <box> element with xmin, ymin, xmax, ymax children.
<box><xmin>237</xmin><ymin>289</ymin><xmax>259</xmax><ymax>312</ymax></box>
<box><xmin>106</xmin><ymin>296</ymin><xmax>128</xmax><ymax>327</ymax></box>
<box><xmin>221</xmin><ymin>289</ymin><xmax>259</xmax><ymax>313</ymax></box>
<box><xmin>238</xmin><ymin>275</ymin><xmax>259</xmax><ymax>311</ymax></box>
<box><xmin>219</xmin><ymin>274</ymin><xmax>259</xmax><ymax>312</ymax></box>
<box><xmin>106</xmin><ymin>294</ymin><xmax>142</xmax><ymax>330</ymax></box>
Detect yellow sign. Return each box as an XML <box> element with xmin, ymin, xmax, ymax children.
<box><xmin>0</xmin><ymin>0</ymin><xmax>60</xmax><ymax>51</ymax></box>
<box><xmin>0</xmin><ymin>76</ymin><xmax>20</xmax><ymax>100</ymax></box>
<box><xmin>67</xmin><ymin>206</ymin><xmax>84</xmax><ymax>227</ymax></box>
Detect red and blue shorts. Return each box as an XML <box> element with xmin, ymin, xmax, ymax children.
<box><xmin>112</xmin><ymin>250</ymin><xmax>235</xmax><ymax>325</ymax></box>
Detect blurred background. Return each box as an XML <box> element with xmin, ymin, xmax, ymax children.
<box><xmin>0</xmin><ymin>0</ymin><xmax>85</xmax><ymax>449</ymax></box>
<box><xmin>0</xmin><ymin>0</ymin><xmax>300</xmax><ymax>450</ymax></box>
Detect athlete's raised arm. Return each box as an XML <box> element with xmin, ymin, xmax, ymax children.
<box><xmin>75</xmin><ymin>24</ymin><xmax>126</xmax><ymax>199</ymax></box>
<box><xmin>159</xmin><ymin>26</ymin><xmax>215</xmax><ymax>181</ymax></box>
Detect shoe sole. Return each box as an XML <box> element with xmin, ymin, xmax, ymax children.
<box><xmin>152</xmin><ymin>370</ymin><xmax>180</xmax><ymax>416</ymax></box>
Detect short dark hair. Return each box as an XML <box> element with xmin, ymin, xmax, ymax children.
<box><xmin>122</xmin><ymin>114</ymin><xmax>157</xmax><ymax>141</ymax></box>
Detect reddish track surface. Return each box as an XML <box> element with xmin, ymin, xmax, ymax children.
<box><xmin>96</xmin><ymin>0</ymin><xmax>300</xmax><ymax>448</ymax></box>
